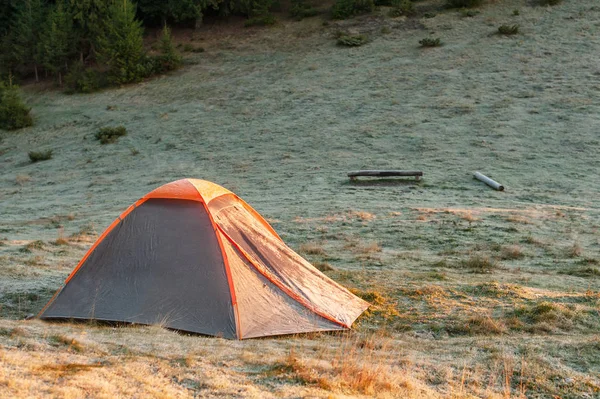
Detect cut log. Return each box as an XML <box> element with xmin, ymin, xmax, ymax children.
<box><xmin>473</xmin><ymin>172</ymin><xmax>504</xmax><ymax>191</ymax></box>
<box><xmin>348</xmin><ymin>170</ymin><xmax>423</xmax><ymax>181</ymax></box>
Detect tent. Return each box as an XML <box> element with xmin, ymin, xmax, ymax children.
<box><xmin>38</xmin><ymin>179</ymin><xmax>369</xmax><ymax>339</ymax></box>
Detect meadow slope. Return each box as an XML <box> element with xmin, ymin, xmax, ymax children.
<box><xmin>1</xmin><ymin>0</ymin><xmax>599</xmax><ymax>397</ymax></box>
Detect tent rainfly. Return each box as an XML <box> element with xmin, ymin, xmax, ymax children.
<box><xmin>38</xmin><ymin>179</ymin><xmax>369</xmax><ymax>339</ymax></box>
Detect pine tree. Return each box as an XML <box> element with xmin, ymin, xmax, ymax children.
<box><xmin>11</xmin><ymin>0</ymin><xmax>46</xmax><ymax>81</ymax></box>
<box><xmin>66</xmin><ymin>0</ymin><xmax>111</xmax><ymax>62</ymax></box>
<box><xmin>97</xmin><ymin>0</ymin><xmax>148</xmax><ymax>85</ymax></box>
<box><xmin>0</xmin><ymin>0</ymin><xmax>16</xmax><ymax>37</ymax></box>
<box><xmin>155</xmin><ymin>24</ymin><xmax>182</xmax><ymax>73</ymax></box>
<box><xmin>41</xmin><ymin>1</ymin><xmax>75</xmax><ymax>85</ymax></box>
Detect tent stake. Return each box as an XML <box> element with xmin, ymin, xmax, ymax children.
<box><xmin>473</xmin><ymin>172</ymin><xmax>504</xmax><ymax>191</ymax></box>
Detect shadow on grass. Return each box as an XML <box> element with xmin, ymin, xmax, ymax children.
<box><xmin>345</xmin><ymin>178</ymin><xmax>422</xmax><ymax>187</ymax></box>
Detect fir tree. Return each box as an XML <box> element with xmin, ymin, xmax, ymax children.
<box><xmin>156</xmin><ymin>24</ymin><xmax>182</xmax><ymax>73</ymax></box>
<box><xmin>97</xmin><ymin>0</ymin><xmax>148</xmax><ymax>85</ymax></box>
<box><xmin>41</xmin><ymin>1</ymin><xmax>75</xmax><ymax>85</ymax></box>
<box><xmin>66</xmin><ymin>0</ymin><xmax>111</xmax><ymax>62</ymax></box>
<box><xmin>11</xmin><ymin>0</ymin><xmax>46</xmax><ymax>81</ymax></box>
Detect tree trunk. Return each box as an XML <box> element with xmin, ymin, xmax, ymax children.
<box><xmin>34</xmin><ymin>65</ymin><xmax>39</xmax><ymax>82</ymax></box>
<box><xmin>58</xmin><ymin>71</ymin><xmax>62</xmax><ymax>86</ymax></box>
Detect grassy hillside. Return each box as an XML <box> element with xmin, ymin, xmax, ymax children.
<box><xmin>1</xmin><ymin>0</ymin><xmax>599</xmax><ymax>397</ymax></box>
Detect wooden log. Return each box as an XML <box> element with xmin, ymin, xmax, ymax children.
<box><xmin>473</xmin><ymin>171</ymin><xmax>504</xmax><ymax>191</ymax></box>
<box><xmin>348</xmin><ymin>170</ymin><xmax>423</xmax><ymax>181</ymax></box>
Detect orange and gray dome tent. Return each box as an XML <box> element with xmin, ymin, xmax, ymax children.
<box><xmin>38</xmin><ymin>179</ymin><xmax>369</xmax><ymax>339</ymax></box>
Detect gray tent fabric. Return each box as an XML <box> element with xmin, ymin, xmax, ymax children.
<box><xmin>39</xmin><ymin>179</ymin><xmax>369</xmax><ymax>339</ymax></box>
<box><xmin>41</xmin><ymin>199</ymin><xmax>237</xmax><ymax>339</ymax></box>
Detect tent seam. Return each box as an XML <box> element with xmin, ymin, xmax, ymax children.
<box><xmin>189</xmin><ymin>180</ymin><xmax>243</xmax><ymax>339</ymax></box>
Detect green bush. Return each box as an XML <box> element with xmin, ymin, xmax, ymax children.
<box><xmin>389</xmin><ymin>0</ymin><xmax>415</xmax><ymax>17</ymax></box>
<box><xmin>0</xmin><ymin>81</ymin><xmax>33</xmax><ymax>130</ymax></box>
<box><xmin>95</xmin><ymin>126</ymin><xmax>127</xmax><ymax>144</ymax></box>
<box><xmin>419</xmin><ymin>37</ymin><xmax>441</xmax><ymax>47</ymax></box>
<box><xmin>28</xmin><ymin>149</ymin><xmax>53</xmax><ymax>162</ymax></box>
<box><xmin>64</xmin><ymin>62</ymin><xmax>106</xmax><ymax>94</ymax></box>
<box><xmin>460</xmin><ymin>9</ymin><xmax>479</xmax><ymax>17</ymax></box>
<box><xmin>337</xmin><ymin>33</ymin><xmax>369</xmax><ymax>47</ymax></box>
<box><xmin>331</xmin><ymin>0</ymin><xmax>375</xmax><ymax>20</ymax></box>
<box><xmin>290</xmin><ymin>0</ymin><xmax>319</xmax><ymax>20</ymax></box>
<box><xmin>498</xmin><ymin>24</ymin><xmax>519</xmax><ymax>35</ymax></box>
<box><xmin>447</xmin><ymin>0</ymin><xmax>483</xmax><ymax>8</ymax></box>
<box><xmin>244</xmin><ymin>14</ymin><xmax>276</xmax><ymax>27</ymax></box>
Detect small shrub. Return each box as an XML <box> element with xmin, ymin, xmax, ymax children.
<box><xmin>28</xmin><ymin>150</ymin><xmax>53</xmax><ymax>163</ymax></box>
<box><xmin>337</xmin><ymin>34</ymin><xmax>369</xmax><ymax>47</ymax></box>
<box><xmin>313</xmin><ymin>261</ymin><xmax>335</xmax><ymax>272</ymax></box>
<box><xmin>389</xmin><ymin>0</ymin><xmax>415</xmax><ymax>17</ymax></box>
<box><xmin>461</xmin><ymin>255</ymin><xmax>497</xmax><ymax>273</ymax></box>
<box><xmin>191</xmin><ymin>46</ymin><xmax>205</xmax><ymax>53</ymax></box>
<box><xmin>539</xmin><ymin>0</ymin><xmax>561</xmax><ymax>5</ymax></box>
<box><xmin>331</xmin><ymin>0</ymin><xmax>375</xmax><ymax>20</ymax></box>
<box><xmin>447</xmin><ymin>0</ymin><xmax>483</xmax><ymax>8</ymax></box>
<box><xmin>290</xmin><ymin>0</ymin><xmax>319</xmax><ymax>20</ymax></box>
<box><xmin>95</xmin><ymin>126</ymin><xmax>127</xmax><ymax>144</ymax></box>
<box><xmin>498</xmin><ymin>24</ymin><xmax>519</xmax><ymax>35</ymax></box>
<box><xmin>500</xmin><ymin>245</ymin><xmax>524</xmax><ymax>260</ymax></box>
<box><xmin>64</xmin><ymin>62</ymin><xmax>106</xmax><ymax>94</ymax></box>
<box><xmin>512</xmin><ymin>9</ymin><xmax>520</xmax><ymax>16</ymax></box>
<box><xmin>423</xmin><ymin>12</ymin><xmax>437</xmax><ymax>18</ymax></box>
<box><xmin>419</xmin><ymin>37</ymin><xmax>441</xmax><ymax>47</ymax></box>
<box><xmin>460</xmin><ymin>8</ymin><xmax>479</xmax><ymax>17</ymax></box>
<box><xmin>0</xmin><ymin>81</ymin><xmax>33</xmax><ymax>131</ymax></box>
<box><xmin>244</xmin><ymin>14</ymin><xmax>277</xmax><ymax>27</ymax></box>
<box><xmin>299</xmin><ymin>243</ymin><xmax>327</xmax><ymax>256</ymax></box>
